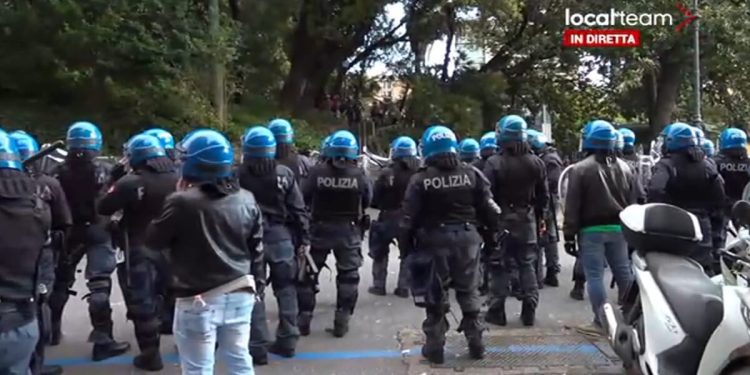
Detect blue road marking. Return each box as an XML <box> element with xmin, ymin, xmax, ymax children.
<box><xmin>47</xmin><ymin>343</ymin><xmax>601</xmax><ymax>367</ymax></box>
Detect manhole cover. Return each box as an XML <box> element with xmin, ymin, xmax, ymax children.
<box><xmin>430</xmin><ymin>333</ymin><xmax>616</xmax><ymax>369</ymax></box>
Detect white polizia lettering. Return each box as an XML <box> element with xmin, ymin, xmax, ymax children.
<box><xmin>317</xmin><ymin>177</ymin><xmax>359</xmax><ymax>189</ymax></box>
<box><xmin>423</xmin><ymin>174</ymin><xmax>472</xmax><ymax>190</ymax></box>
<box><xmin>720</xmin><ymin>163</ymin><xmax>749</xmax><ymax>172</ymax></box>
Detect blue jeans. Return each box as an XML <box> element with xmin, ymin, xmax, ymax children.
<box><xmin>0</xmin><ymin>319</ymin><xmax>38</xmax><ymax>375</ymax></box>
<box><xmin>174</xmin><ymin>291</ymin><xmax>255</xmax><ymax>375</ymax></box>
<box><xmin>579</xmin><ymin>231</ymin><xmax>633</xmax><ymax>325</ymax></box>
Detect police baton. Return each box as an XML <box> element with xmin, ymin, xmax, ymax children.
<box><xmin>23</xmin><ymin>140</ymin><xmax>65</xmax><ymax>169</ymax></box>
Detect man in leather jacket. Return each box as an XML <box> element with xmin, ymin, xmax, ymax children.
<box><xmin>564</xmin><ymin>120</ymin><xmax>637</xmax><ymax>332</ymax></box>
<box><xmin>146</xmin><ymin>129</ymin><xmax>264</xmax><ymax>374</ymax></box>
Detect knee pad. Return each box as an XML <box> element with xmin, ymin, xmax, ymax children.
<box><xmin>85</xmin><ymin>277</ymin><xmax>112</xmax><ymax>305</ymax></box>
<box><xmin>336</xmin><ymin>270</ymin><xmax>359</xmax><ymax>286</ymax></box>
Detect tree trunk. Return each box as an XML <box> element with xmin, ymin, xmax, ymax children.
<box><xmin>440</xmin><ymin>5</ymin><xmax>455</xmax><ymax>82</ymax></box>
<box><xmin>208</xmin><ymin>0</ymin><xmax>225</xmax><ymax>126</ymax></box>
<box><xmin>646</xmin><ymin>50</ymin><xmax>686</xmax><ymax>141</ymax></box>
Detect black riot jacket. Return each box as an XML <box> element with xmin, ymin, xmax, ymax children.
<box><xmin>371</xmin><ymin>161</ymin><xmax>418</xmax><ymax>212</ymax></box>
<box><xmin>714</xmin><ymin>152</ymin><xmax>750</xmax><ymax>203</ymax></box>
<box><xmin>98</xmin><ymin>167</ymin><xmax>178</xmax><ymax>247</ymax></box>
<box><xmin>649</xmin><ymin>152</ymin><xmax>725</xmax><ymax>214</ymax></box>
<box><xmin>54</xmin><ymin>157</ymin><xmax>111</xmax><ymax>225</ymax></box>
<box><xmin>238</xmin><ymin>161</ymin><xmax>310</xmax><ymax>245</ymax></box>
<box><xmin>146</xmin><ymin>187</ymin><xmax>265</xmax><ymax>298</ymax></box>
<box><xmin>539</xmin><ymin>147</ymin><xmax>563</xmax><ymax>197</ymax></box>
<box><xmin>0</xmin><ymin>169</ymin><xmax>51</xmax><ymax>301</ymax></box>
<box><xmin>303</xmin><ymin>162</ymin><xmax>372</xmax><ymax>222</ymax></box>
<box><xmin>401</xmin><ymin>161</ymin><xmax>500</xmax><ymax>232</ymax></box>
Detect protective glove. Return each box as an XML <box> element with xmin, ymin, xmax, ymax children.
<box><xmin>297</xmin><ymin>244</ymin><xmax>311</xmax><ymax>257</ymax></box>
<box><xmin>564</xmin><ymin>234</ymin><xmax>578</xmax><ymax>257</ymax></box>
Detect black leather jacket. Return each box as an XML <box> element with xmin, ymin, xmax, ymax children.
<box><xmin>563</xmin><ymin>154</ymin><xmax>639</xmax><ymax>238</ymax></box>
<box><xmin>146</xmin><ymin>186</ymin><xmax>264</xmax><ymax>298</ymax></box>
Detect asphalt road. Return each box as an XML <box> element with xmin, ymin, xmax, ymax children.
<box><xmin>46</xmin><ymin>234</ymin><xmax>601</xmax><ymax>374</ymax></box>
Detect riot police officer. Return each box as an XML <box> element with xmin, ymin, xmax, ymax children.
<box><xmin>400</xmin><ymin>125</ymin><xmax>500</xmax><ymax>364</ymax></box>
<box><xmin>458</xmin><ymin>138</ymin><xmax>480</xmax><ymax>164</ymax></box>
<box><xmin>703</xmin><ymin>138</ymin><xmax>716</xmax><ymax>159</ymax></box>
<box><xmin>563</xmin><ymin>120</ymin><xmax>636</xmax><ymax>330</ymax></box>
<box><xmin>617</xmin><ymin>128</ymin><xmax>649</xmax><ymax>187</ymax></box>
<box><xmin>483</xmin><ymin>115</ymin><xmax>548</xmax><ymax>326</ymax></box>
<box><xmin>97</xmin><ymin>133</ymin><xmax>177</xmax><ymax>371</ymax></box>
<box><xmin>142</xmin><ymin>127</ymin><xmax>178</xmax><ymax>334</ymax></box>
<box><xmin>269</xmin><ymin>119</ymin><xmax>313</xmax><ymax>185</ymax></box>
<box><xmin>474</xmin><ymin>132</ymin><xmax>498</xmax><ymax>172</ymax></box>
<box><xmin>11</xmin><ymin>131</ymin><xmax>70</xmax><ymax>375</ymax></box>
<box><xmin>239</xmin><ymin>126</ymin><xmax>310</xmax><ymax>362</ymax></box>
<box><xmin>649</xmin><ymin>123</ymin><xmax>726</xmax><ymax>271</ymax></box>
<box><xmin>299</xmin><ymin>130</ymin><xmax>372</xmax><ymax>338</ymax></box>
<box><xmin>527</xmin><ymin>129</ymin><xmax>564</xmax><ymax>287</ymax></box>
<box><xmin>368</xmin><ymin>136</ymin><xmax>420</xmax><ymax>298</ymax></box>
<box><xmin>49</xmin><ymin>121</ymin><xmax>131</xmax><ymax>360</ymax></box>
<box><xmin>714</xmin><ymin>128</ymin><xmax>750</xmax><ymax>248</ymax></box>
<box><xmin>0</xmin><ymin>130</ymin><xmax>52</xmax><ymax>373</ymax></box>
<box><xmin>143</xmin><ymin>128</ymin><xmax>176</xmax><ymax>162</ymax></box>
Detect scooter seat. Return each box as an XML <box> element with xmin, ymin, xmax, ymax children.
<box><xmin>645</xmin><ymin>252</ymin><xmax>723</xmax><ymax>344</ymax></box>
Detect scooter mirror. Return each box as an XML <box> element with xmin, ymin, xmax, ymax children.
<box><xmin>731</xmin><ymin>200</ymin><xmax>750</xmax><ymax>229</ymax></box>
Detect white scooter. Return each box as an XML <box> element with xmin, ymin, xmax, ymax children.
<box><xmin>602</xmin><ymin>202</ymin><xmax>750</xmax><ymax>375</ymax></box>
<box><xmin>712</xmin><ymin>225</ymin><xmax>750</xmax><ymax>288</ymax></box>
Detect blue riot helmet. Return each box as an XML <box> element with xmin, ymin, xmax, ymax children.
<box><xmin>420</xmin><ymin>125</ymin><xmax>458</xmax><ymax>159</ymax></box>
<box><xmin>0</xmin><ymin>130</ymin><xmax>22</xmax><ymax>170</ymax></box>
<box><xmin>143</xmin><ymin>128</ymin><xmax>175</xmax><ymax>150</ymax></box>
<box><xmin>701</xmin><ymin>138</ymin><xmax>716</xmax><ymax>157</ymax></box>
<box><xmin>496</xmin><ymin>115</ymin><xmax>528</xmax><ymax>143</ymax></box>
<box><xmin>580</xmin><ymin>120</ymin><xmax>611</xmax><ymax>151</ymax></box>
<box><xmin>582</xmin><ymin>120</ymin><xmax>617</xmax><ymax>151</ymax></box>
<box><xmin>390</xmin><ymin>136</ymin><xmax>417</xmax><ymax>160</ymax></box>
<box><xmin>527</xmin><ymin>129</ymin><xmax>548</xmax><ymax>152</ymax></box>
<box><xmin>665</xmin><ymin>122</ymin><xmax>699</xmax><ymax>152</ymax></box>
<box><xmin>67</xmin><ymin>121</ymin><xmax>103</xmax><ymax>151</ymax></box>
<box><xmin>719</xmin><ymin>127</ymin><xmax>748</xmax><ymax>151</ymax></box>
<box><xmin>268</xmin><ymin>118</ymin><xmax>294</xmax><ymax>144</ymax></box>
<box><xmin>242</xmin><ymin>126</ymin><xmax>276</xmax><ymax>159</ymax></box>
<box><xmin>327</xmin><ymin>130</ymin><xmax>359</xmax><ymax>160</ymax></box>
<box><xmin>9</xmin><ymin>131</ymin><xmax>39</xmax><ymax>161</ymax></box>
<box><xmin>479</xmin><ymin>132</ymin><xmax>497</xmax><ymax>150</ymax></box>
<box><xmin>126</xmin><ymin>133</ymin><xmax>167</xmax><ymax>166</ymax></box>
<box><xmin>618</xmin><ymin>128</ymin><xmax>636</xmax><ymax>152</ymax></box>
<box><xmin>178</xmin><ymin>129</ymin><xmax>234</xmax><ymax>182</ymax></box>
<box><xmin>458</xmin><ymin>138</ymin><xmax>480</xmax><ymax>162</ymax></box>
<box><xmin>614</xmin><ymin>131</ymin><xmax>624</xmax><ymax>151</ymax></box>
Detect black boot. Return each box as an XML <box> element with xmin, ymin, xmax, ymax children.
<box><xmin>41</xmin><ymin>365</ymin><xmax>63</xmax><ymax>375</ymax></box>
<box><xmin>422</xmin><ymin>310</ymin><xmax>448</xmax><ymax>364</ymax></box>
<box><xmin>268</xmin><ymin>342</ymin><xmax>296</xmax><ymax>358</ymax></box>
<box><xmin>521</xmin><ymin>300</ymin><xmax>536</xmax><ymax>326</ymax></box>
<box><xmin>133</xmin><ymin>349</ymin><xmax>163</xmax><ymax>372</ymax></box>
<box><xmin>298</xmin><ymin>312</ymin><xmax>312</xmax><ymax>336</ymax></box>
<box><xmin>459</xmin><ymin>312</ymin><xmax>485</xmax><ymax>360</ymax></box>
<box><xmin>330</xmin><ymin>310</ymin><xmax>350</xmax><ymax>338</ymax></box>
<box><xmin>544</xmin><ymin>271</ymin><xmax>559</xmax><ymax>287</ymax></box>
<box><xmin>570</xmin><ymin>281</ymin><xmax>585</xmax><ymax>301</ymax></box>
<box><xmin>367</xmin><ymin>286</ymin><xmax>386</xmax><ymax>296</ymax></box>
<box><xmin>252</xmin><ymin>352</ymin><xmax>268</xmax><ymax>366</ymax></box>
<box><xmin>49</xmin><ymin>319</ymin><xmax>62</xmax><ymax>346</ymax></box>
<box><xmin>393</xmin><ymin>288</ymin><xmax>410</xmax><ymax>298</ymax></box>
<box><xmin>92</xmin><ymin>341</ymin><xmax>131</xmax><ymax>361</ymax></box>
<box><xmin>485</xmin><ymin>304</ymin><xmax>507</xmax><ymax>326</ymax></box>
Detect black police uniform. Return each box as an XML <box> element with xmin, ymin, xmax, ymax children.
<box><xmin>483</xmin><ymin>147</ymin><xmax>548</xmax><ymax>326</ymax></box>
<box><xmin>368</xmin><ymin>159</ymin><xmax>419</xmax><ymax>295</ymax></box>
<box><xmin>537</xmin><ymin>146</ymin><xmax>564</xmax><ymax>284</ymax></box>
<box><xmin>401</xmin><ymin>158</ymin><xmax>501</xmax><ymax>363</ymax></box>
<box><xmin>300</xmin><ymin>160</ymin><xmax>372</xmax><ymax>337</ymax></box>
<box><xmin>239</xmin><ymin>161</ymin><xmax>310</xmax><ymax>359</ymax></box>
<box><xmin>49</xmin><ymin>154</ymin><xmax>130</xmax><ymax>358</ymax></box>
<box><xmin>97</xmin><ymin>158</ymin><xmax>177</xmax><ymax>370</ymax></box>
<box><xmin>713</xmin><ymin>151</ymin><xmax>750</xmax><ymax>249</ymax></box>
<box><xmin>0</xmin><ymin>169</ymin><xmax>51</xmax><ymax>373</ymax></box>
<box><xmin>649</xmin><ymin>151</ymin><xmax>726</xmax><ymax>271</ymax></box>
<box><xmin>30</xmin><ymin>173</ymin><xmax>71</xmax><ymax>375</ymax></box>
